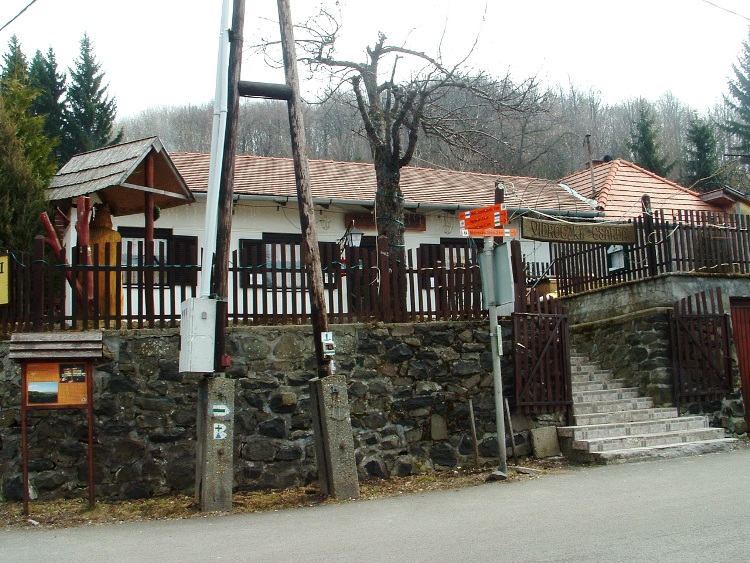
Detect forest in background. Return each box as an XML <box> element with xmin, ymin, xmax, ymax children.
<box><xmin>119</xmin><ymin>85</ymin><xmax>749</xmax><ymax>193</ymax></box>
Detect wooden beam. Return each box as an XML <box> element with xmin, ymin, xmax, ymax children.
<box><xmin>238</xmin><ymin>80</ymin><xmax>292</xmax><ymax>100</ymax></box>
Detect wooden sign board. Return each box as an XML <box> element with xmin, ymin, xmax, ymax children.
<box><xmin>521</xmin><ymin>217</ymin><xmax>636</xmax><ymax>244</ymax></box>
<box><xmin>459</xmin><ymin>204</ymin><xmax>508</xmax><ymax>230</ymax></box>
<box><xmin>24</xmin><ymin>362</ymin><xmax>90</xmax><ymax>408</ymax></box>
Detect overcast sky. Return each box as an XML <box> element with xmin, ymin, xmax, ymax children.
<box><xmin>1</xmin><ymin>0</ymin><xmax>749</xmax><ymax>118</ymax></box>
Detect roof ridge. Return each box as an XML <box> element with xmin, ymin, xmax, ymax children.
<box><xmin>593</xmin><ymin>158</ymin><xmax>624</xmax><ymax>209</ymax></box>
<box><xmin>71</xmin><ymin>136</ymin><xmax>159</xmax><ymax>159</ymax></box>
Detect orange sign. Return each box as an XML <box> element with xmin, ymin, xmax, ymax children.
<box><xmin>459</xmin><ymin>204</ymin><xmax>507</xmax><ymax>229</ymax></box>
<box><xmin>25</xmin><ymin>362</ymin><xmax>89</xmax><ymax>407</ymax></box>
<box><xmin>461</xmin><ymin>228</ymin><xmax>518</xmax><ymax>238</ymax></box>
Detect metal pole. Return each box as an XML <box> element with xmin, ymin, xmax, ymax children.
<box><xmin>483</xmin><ymin>236</ymin><xmax>508</xmax><ymax>480</ymax></box>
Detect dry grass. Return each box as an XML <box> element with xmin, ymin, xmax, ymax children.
<box><xmin>0</xmin><ymin>457</ymin><xmax>568</xmax><ymax>530</ymax></box>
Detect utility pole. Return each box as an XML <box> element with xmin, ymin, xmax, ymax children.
<box><xmin>479</xmin><ymin>182</ymin><xmax>509</xmax><ymax>480</ymax></box>
<box><xmin>187</xmin><ymin>0</ymin><xmax>359</xmax><ymax>500</ymax></box>
<box><xmin>275</xmin><ymin>0</ymin><xmax>359</xmax><ymax>499</ymax></box>
<box><xmin>182</xmin><ymin>0</ymin><xmax>240</xmax><ymax>513</ymax></box>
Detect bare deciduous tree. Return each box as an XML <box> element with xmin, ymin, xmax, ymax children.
<box><xmin>269</xmin><ymin>9</ymin><xmax>548</xmax><ymax>254</ymax></box>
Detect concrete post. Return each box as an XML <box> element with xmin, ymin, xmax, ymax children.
<box><xmin>195</xmin><ymin>376</ymin><xmax>235</xmax><ymax>511</ymax></box>
<box><xmin>309</xmin><ymin>375</ymin><xmax>360</xmax><ymax>499</ymax></box>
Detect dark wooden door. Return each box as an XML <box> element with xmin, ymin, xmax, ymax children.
<box><xmin>730</xmin><ymin>297</ymin><xmax>750</xmax><ymax>430</ymax></box>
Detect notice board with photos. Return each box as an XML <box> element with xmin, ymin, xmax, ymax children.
<box><xmin>10</xmin><ymin>332</ymin><xmax>103</xmax><ymax>515</ymax></box>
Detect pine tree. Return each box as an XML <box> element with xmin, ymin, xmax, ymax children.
<box><xmin>628</xmin><ymin>102</ymin><xmax>674</xmax><ymax>178</ymax></box>
<box><xmin>724</xmin><ymin>29</ymin><xmax>750</xmax><ymax>152</ymax></box>
<box><xmin>0</xmin><ymin>35</ymin><xmax>29</xmax><ymax>90</ymax></box>
<box><xmin>684</xmin><ymin>116</ymin><xmax>725</xmax><ymax>193</ymax></box>
<box><xmin>0</xmin><ymin>38</ymin><xmax>56</xmax><ymax>184</ymax></box>
<box><xmin>63</xmin><ymin>34</ymin><xmax>122</xmax><ymax>161</ymax></box>
<box><xmin>30</xmin><ymin>48</ymin><xmax>67</xmax><ymax>165</ymax></box>
<box><xmin>0</xmin><ymin>96</ymin><xmax>50</xmax><ymax>251</ymax></box>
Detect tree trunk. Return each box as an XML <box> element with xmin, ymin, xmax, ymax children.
<box><xmin>374</xmin><ymin>154</ymin><xmax>407</xmax><ymax>317</ymax></box>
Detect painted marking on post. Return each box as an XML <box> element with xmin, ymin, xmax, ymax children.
<box><xmin>211</xmin><ymin>404</ymin><xmax>231</xmax><ymax>417</ymax></box>
<box><xmin>213</xmin><ymin>423</ymin><xmax>228</xmax><ymax>440</ymax></box>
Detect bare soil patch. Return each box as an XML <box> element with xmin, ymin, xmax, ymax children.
<box><xmin>1</xmin><ymin>457</ymin><xmax>569</xmax><ymax>530</ymax></box>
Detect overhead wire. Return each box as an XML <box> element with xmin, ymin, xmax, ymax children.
<box><xmin>0</xmin><ymin>0</ymin><xmax>39</xmax><ymax>33</ymax></box>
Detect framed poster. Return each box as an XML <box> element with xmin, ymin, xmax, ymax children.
<box><xmin>24</xmin><ymin>362</ymin><xmax>90</xmax><ymax>408</ymax></box>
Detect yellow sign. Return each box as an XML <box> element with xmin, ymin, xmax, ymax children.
<box><xmin>0</xmin><ymin>254</ymin><xmax>8</xmax><ymax>305</ymax></box>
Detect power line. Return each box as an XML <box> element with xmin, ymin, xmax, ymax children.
<box><xmin>700</xmin><ymin>0</ymin><xmax>750</xmax><ymax>22</ymax></box>
<box><xmin>0</xmin><ymin>0</ymin><xmax>39</xmax><ymax>34</ymax></box>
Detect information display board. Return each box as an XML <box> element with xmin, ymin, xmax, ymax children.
<box><xmin>24</xmin><ymin>362</ymin><xmax>89</xmax><ymax>407</ymax></box>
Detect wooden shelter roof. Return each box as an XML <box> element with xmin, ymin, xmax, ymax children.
<box><xmin>47</xmin><ymin>137</ymin><xmax>195</xmax><ymax>216</ymax></box>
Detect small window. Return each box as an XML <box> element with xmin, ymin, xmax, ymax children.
<box><xmin>118</xmin><ymin>227</ymin><xmax>198</xmax><ymax>287</ymax></box>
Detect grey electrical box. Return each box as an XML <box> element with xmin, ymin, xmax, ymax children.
<box><xmin>179</xmin><ymin>297</ymin><xmax>217</xmax><ymax>373</ymax></box>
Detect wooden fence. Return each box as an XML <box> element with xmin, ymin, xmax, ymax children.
<box><xmin>0</xmin><ymin>237</ymin><xmax>484</xmax><ymax>333</ymax></box>
<box><xmin>510</xmin><ymin>240</ymin><xmax>572</xmax><ymax>421</ymax></box>
<box><xmin>554</xmin><ymin>210</ymin><xmax>750</xmax><ymax>295</ymax></box>
<box><xmin>669</xmin><ymin>287</ymin><xmax>733</xmax><ymax>412</ymax></box>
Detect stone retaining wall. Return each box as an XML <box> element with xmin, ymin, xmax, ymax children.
<box><xmin>0</xmin><ymin>321</ymin><xmax>536</xmax><ymax>501</ymax></box>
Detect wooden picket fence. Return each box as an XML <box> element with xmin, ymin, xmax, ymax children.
<box><xmin>669</xmin><ymin>287</ymin><xmax>733</xmax><ymax>412</ymax></box>
<box><xmin>554</xmin><ymin>210</ymin><xmax>750</xmax><ymax>295</ymax></box>
<box><xmin>0</xmin><ymin>237</ymin><xmax>484</xmax><ymax>334</ymax></box>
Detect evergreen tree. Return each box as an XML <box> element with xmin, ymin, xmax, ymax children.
<box><xmin>0</xmin><ymin>38</ymin><xmax>56</xmax><ymax>184</ymax></box>
<box><xmin>628</xmin><ymin>102</ymin><xmax>674</xmax><ymax>177</ymax></box>
<box><xmin>30</xmin><ymin>48</ymin><xmax>67</xmax><ymax>165</ymax></box>
<box><xmin>0</xmin><ymin>35</ymin><xmax>29</xmax><ymax>90</ymax></box>
<box><xmin>0</xmin><ymin>95</ymin><xmax>50</xmax><ymax>251</ymax></box>
<box><xmin>63</xmin><ymin>34</ymin><xmax>122</xmax><ymax>161</ymax></box>
<box><xmin>684</xmin><ymin>116</ymin><xmax>725</xmax><ymax>192</ymax></box>
<box><xmin>724</xmin><ymin>28</ymin><xmax>750</xmax><ymax>152</ymax></box>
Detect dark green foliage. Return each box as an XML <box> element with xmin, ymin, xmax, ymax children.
<box><xmin>723</xmin><ymin>29</ymin><xmax>750</xmax><ymax>152</ymax></box>
<box><xmin>684</xmin><ymin>116</ymin><xmax>725</xmax><ymax>192</ymax></box>
<box><xmin>0</xmin><ymin>96</ymin><xmax>50</xmax><ymax>251</ymax></box>
<box><xmin>30</xmin><ymin>48</ymin><xmax>67</xmax><ymax>165</ymax></box>
<box><xmin>628</xmin><ymin>102</ymin><xmax>674</xmax><ymax>178</ymax></box>
<box><xmin>0</xmin><ymin>35</ymin><xmax>28</xmax><ymax>90</ymax></box>
<box><xmin>63</xmin><ymin>34</ymin><xmax>122</xmax><ymax>161</ymax></box>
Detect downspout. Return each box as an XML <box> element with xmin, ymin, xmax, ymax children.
<box><xmin>199</xmin><ymin>0</ymin><xmax>232</xmax><ymax>298</ymax></box>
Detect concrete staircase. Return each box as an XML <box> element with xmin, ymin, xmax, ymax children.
<box><xmin>557</xmin><ymin>351</ymin><xmax>737</xmax><ymax>464</ymax></box>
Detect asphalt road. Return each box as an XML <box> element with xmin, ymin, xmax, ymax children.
<box><xmin>2</xmin><ymin>447</ymin><xmax>749</xmax><ymax>562</ymax></box>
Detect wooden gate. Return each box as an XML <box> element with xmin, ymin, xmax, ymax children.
<box><xmin>512</xmin><ymin>286</ymin><xmax>572</xmax><ymax>422</ymax></box>
<box><xmin>729</xmin><ymin>297</ymin><xmax>750</xmax><ymax>430</ymax></box>
<box><xmin>669</xmin><ymin>287</ymin><xmax>733</xmax><ymax>412</ymax></box>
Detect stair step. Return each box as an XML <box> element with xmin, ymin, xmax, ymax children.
<box><xmin>573</xmin><ymin>396</ymin><xmax>655</xmax><ymax>414</ymax></box>
<box><xmin>570</xmin><ymin>379</ymin><xmax>628</xmax><ymax>392</ymax></box>
<box><xmin>574</xmin><ymin>407</ymin><xmax>679</xmax><ymax>426</ymax></box>
<box><xmin>590</xmin><ymin>438</ymin><xmax>739</xmax><ymax>464</ymax></box>
<box><xmin>571</xmin><ymin>427</ymin><xmax>726</xmax><ymax>453</ymax></box>
<box><xmin>570</xmin><ymin>371</ymin><xmax>617</xmax><ymax>383</ymax></box>
<box><xmin>573</xmin><ymin>387</ymin><xmax>640</xmax><ymax>403</ymax></box>
<box><xmin>558</xmin><ymin>416</ymin><xmax>709</xmax><ymax>440</ymax></box>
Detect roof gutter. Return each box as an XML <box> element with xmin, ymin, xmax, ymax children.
<box><xmin>193</xmin><ymin>192</ymin><xmax>603</xmax><ymax>219</ymax></box>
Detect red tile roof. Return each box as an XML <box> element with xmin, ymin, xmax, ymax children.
<box><xmin>171</xmin><ymin>152</ymin><xmax>597</xmax><ymax>215</ymax></box>
<box><xmin>559</xmin><ymin>159</ymin><xmax>724</xmax><ymax>219</ymax></box>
